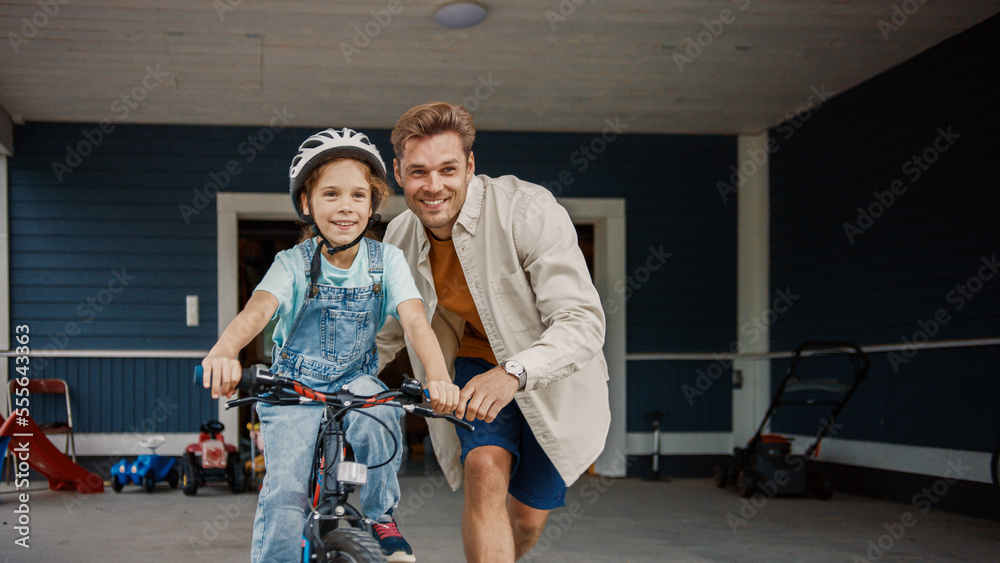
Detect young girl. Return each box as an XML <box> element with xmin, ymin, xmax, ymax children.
<box><xmin>201</xmin><ymin>128</ymin><xmax>459</xmax><ymax>563</ymax></box>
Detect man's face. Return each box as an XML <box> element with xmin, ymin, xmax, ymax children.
<box><xmin>394</xmin><ymin>131</ymin><xmax>475</xmax><ymax>240</ymax></box>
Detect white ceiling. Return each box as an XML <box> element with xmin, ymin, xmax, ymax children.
<box><xmin>1</xmin><ymin>0</ymin><xmax>998</xmax><ymax>135</ymax></box>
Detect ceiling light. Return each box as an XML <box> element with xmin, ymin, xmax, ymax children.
<box><xmin>434</xmin><ymin>2</ymin><xmax>488</xmax><ymax>28</ymax></box>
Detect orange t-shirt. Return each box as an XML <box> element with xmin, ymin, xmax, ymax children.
<box><xmin>426</xmin><ymin>230</ymin><xmax>497</xmax><ymax>365</ymax></box>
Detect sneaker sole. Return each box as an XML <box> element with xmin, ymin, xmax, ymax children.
<box><xmin>386</xmin><ymin>552</ymin><xmax>416</xmax><ymax>563</ymax></box>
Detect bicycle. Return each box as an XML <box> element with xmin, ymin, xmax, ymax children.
<box><xmin>194</xmin><ymin>364</ymin><xmax>473</xmax><ymax>562</ymax></box>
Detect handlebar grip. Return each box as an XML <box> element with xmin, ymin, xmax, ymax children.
<box><xmin>193</xmin><ymin>364</ymin><xmax>262</xmax><ymax>394</ymax></box>
<box><xmin>237</xmin><ymin>367</ymin><xmax>256</xmax><ymax>393</ymax></box>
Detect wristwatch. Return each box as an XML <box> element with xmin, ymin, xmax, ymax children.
<box><xmin>501</xmin><ymin>360</ymin><xmax>527</xmax><ymax>391</ymax></box>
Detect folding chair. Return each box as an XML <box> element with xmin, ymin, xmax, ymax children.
<box><xmin>6</xmin><ymin>378</ymin><xmax>77</xmax><ymax>461</ymax></box>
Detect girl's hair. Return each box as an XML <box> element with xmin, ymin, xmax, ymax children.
<box><xmin>297</xmin><ymin>156</ymin><xmax>391</xmax><ymax>242</ymax></box>
<box><xmin>390</xmin><ymin>102</ymin><xmax>476</xmax><ymax>160</ymax></box>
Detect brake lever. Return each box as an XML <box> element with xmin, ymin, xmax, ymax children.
<box><xmin>226</xmin><ymin>397</ymin><xmax>260</xmax><ymax>409</ymax></box>
<box><xmin>406</xmin><ymin>405</ymin><xmax>475</xmax><ymax>433</ymax></box>
<box><xmin>226</xmin><ymin>391</ymin><xmax>291</xmax><ymax>410</ymax></box>
<box><xmin>445</xmin><ymin>414</ymin><xmax>475</xmax><ymax>433</ymax></box>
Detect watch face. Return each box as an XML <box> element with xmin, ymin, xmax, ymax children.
<box><xmin>505</xmin><ymin>360</ymin><xmax>524</xmax><ymax>374</ymax></box>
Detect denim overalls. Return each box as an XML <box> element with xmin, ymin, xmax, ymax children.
<box><xmin>252</xmin><ymin>237</ymin><xmax>403</xmax><ymax>563</ymax></box>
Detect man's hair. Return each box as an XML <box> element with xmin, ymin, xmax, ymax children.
<box><xmin>391</xmin><ymin>102</ymin><xmax>476</xmax><ymax>160</ymax></box>
<box><xmin>302</xmin><ymin>156</ymin><xmax>392</xmax><ymax>214</ymax></box>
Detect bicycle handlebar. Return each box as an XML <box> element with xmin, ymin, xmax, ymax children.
<box><xmin>193</xmin><ymin>365</ymin><xmax>474</xmax><ymax>432</ymax></box>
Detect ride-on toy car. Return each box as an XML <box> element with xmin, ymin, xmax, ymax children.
<box><xmin>715</xmin><ymin>341</ymin><xmax>869</xmax><ymax>500</ymax></box>
<box><xmin>180</xmin><ymin>420</ymin><xmax>245</xmax><ymax>495</ymax></box>
<box><xmin>110</xmin><ymin>436</ymin><xmax>179</xmax><ymax>493</ymax></box>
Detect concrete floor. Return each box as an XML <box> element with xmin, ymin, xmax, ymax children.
<box><xmin>1</xmin><ymin>473</ymin><xmax>998</xmax><ymax>562</ymax></box>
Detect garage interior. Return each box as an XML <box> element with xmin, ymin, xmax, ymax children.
<box><xmin>1</xmin><ymin>1</ymin><xmax>999</xmax><ymax>561</ymax></box>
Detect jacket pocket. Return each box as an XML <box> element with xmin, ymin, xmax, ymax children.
<box><xmin>321</xmin><ymin>309</ymin><xmax>373</xmax><ymax>367</ymax></box>
<box><xmin>490</xmin><ymin>271</ymin><xmax>543</xmax><ymax>333</ymax></box>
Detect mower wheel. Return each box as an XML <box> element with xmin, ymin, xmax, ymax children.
<box><xmin>737</xmin><ymin>469</ymin><xmax>756</xmax><ymax>498</ymax></box>
<box><xmin>810</xmin><ymin>469</ymin><xmax>833</xmax><ymax>500</ymax></box>
<box><xmin>714</xmin><ymin>466</ymin><xmax>728</xmax><ymax>488</ymax></box>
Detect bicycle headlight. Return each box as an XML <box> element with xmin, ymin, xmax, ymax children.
<box><xmin>336</xmin><ymin>462</ymin><xmax>368</xmax><ymax>486</ymax></box>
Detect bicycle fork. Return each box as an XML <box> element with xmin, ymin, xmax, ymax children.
<box><xmin>302</xmin><ymin>410</ymin><xmax>370</xmax><ymax>561</ymax></box>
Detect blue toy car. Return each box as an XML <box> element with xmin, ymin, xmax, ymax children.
<box><xmin>110</xmin><ymin>436</ymin><xmax>179</xmax><ymax>493</ymax></box>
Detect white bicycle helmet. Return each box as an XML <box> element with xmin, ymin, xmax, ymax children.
<box><xmin>288</xmin><ymin>127</ymin><xmax>387</xmax><ymax>221</ymax></box>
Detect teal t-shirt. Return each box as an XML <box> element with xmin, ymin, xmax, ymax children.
<box><xmin>255</xmin><ymin>238</ymin><xmax>422</xmax><ymax>350</ymax></box>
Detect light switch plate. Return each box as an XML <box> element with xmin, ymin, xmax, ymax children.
<box><xmin>186</xmin><ymin>295</ymin><xmax>199</xmax><ymax>327</ymax></box>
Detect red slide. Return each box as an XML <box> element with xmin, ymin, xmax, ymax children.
<box><xmin>1</xmin><ymin>412</ymin><xmax>104</xmax><ymax>494</ymax></box>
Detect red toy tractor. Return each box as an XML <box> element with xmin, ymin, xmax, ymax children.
<box><xmin>180</xmin><ymin>420</ymin><xmax>245</xmax><ymax>495</ymax></box>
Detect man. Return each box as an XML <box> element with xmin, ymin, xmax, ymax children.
<box><xmin>376</xmin><ymin>102</ymin><xmax>611</xmax><ymax>562</ymax></box>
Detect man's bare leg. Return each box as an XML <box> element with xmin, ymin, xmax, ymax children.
<box><xmin>463</xmin><ymin>446</ymin><xmax>515</xmax><ymax>562</ymax></box>
<box><xmin>507</xmin><ymin>497</ymin><xmax>550</xmax><ymax>560</ymax></box>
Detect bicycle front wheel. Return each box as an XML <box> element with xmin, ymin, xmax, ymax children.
<box><xmin>321</xmin><ymin>528</ymin><xmax>386</xmax><ymax>563</ymax></box>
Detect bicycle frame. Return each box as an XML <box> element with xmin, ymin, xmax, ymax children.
<box><xmin>302</xmin><ymin>400</ymin><xmax>377</xmax><ymax>560</ymax></box>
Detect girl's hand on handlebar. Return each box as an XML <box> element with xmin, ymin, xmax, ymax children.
<box><xmin>201</xmin><ymin>356</ymin><xmax>242</xmax><ymax>399</ymax></box>
<box><xmin>425</xmin><ymin>380</ymin><xmax>461</xmax><ymax>415</ymax></box>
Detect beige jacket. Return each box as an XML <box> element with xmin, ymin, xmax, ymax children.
<box><xmin>376</xmin><ymin>174</ymin><xmax>611</xmax><ymax>490</ymax></box>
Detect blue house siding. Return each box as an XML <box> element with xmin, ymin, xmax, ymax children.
<box><xmin>9</xmin><ymin>123</ymin><xmax>737</xmax><ymax>434</ymax></box>
<box><xmin>627</xmin><ymin>360</ymin><xmax>732</xmax><ymax>433</ymax></box>
<box><xmin>768</xmin><ymin>15</ymin><xmax>1000</xmax><ymax>450</ymax></box>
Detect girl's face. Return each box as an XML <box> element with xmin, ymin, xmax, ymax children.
<box><xmin>301</xmin><ymin>159</ymin><xmax>373</xmax><ymax>251</ymax></box>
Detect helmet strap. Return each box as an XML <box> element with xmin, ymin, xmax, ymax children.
<box><xmin>306</xmin><ymin>207</ymin><xmax>382</xmax><ymax>290</ymax></box>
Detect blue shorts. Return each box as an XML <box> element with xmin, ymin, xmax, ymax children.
<box><xmin>454</xmin><ymin>356</ymin><xmax>567</xmax><ymax>510</ymax></box>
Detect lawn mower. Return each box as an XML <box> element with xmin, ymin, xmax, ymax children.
<box><xmin>715</xmin><ymin>341</ymin><xmax>869</xmax><ymax>500</ymax></box>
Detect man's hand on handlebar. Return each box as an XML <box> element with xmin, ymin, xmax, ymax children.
<box><xmin>455</xmin><ymin>366</ymin><xmax>518</xmax><ymax>423</ymax></box>
<box><xmin>201</xmin><ymin>356</ymin><xmax>242</xmax><ymax>399</ymax></box>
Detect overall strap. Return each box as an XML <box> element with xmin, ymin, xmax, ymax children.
<box><xmin>309</xmin><ymin>242</ymin><xmax>324</xmax><ymax>296</ymax></box>
<box><xmin>366</xmin><ymin>238</ymin><xmax>383</xmax><ymax>294</ymax></box>
<box><xmin>297</xmin><ymin>238</ymin><xmax>323</xmax><ymax>298</ymax></box>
